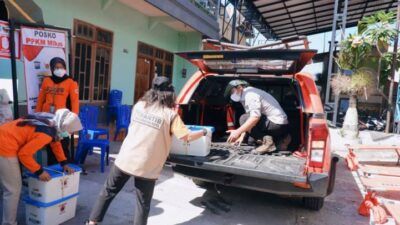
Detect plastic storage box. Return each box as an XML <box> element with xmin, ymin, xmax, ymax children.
<box><xmin>26</xmin><ymin>164</ymin><xmax>82</xmax><ymax>204</ymax></box>
<box><xmin>171</xmin><ymin>125</ymin><xmax>215</xmax><ymax>157</ymax></box>
<box><xmin>24</xmin><ymin>193</ymin><xmax>79</xmax><ymax>225</ymax></box>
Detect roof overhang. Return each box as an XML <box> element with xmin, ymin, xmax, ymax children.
<box><xmin>234</xmin><ymin>0</ymin><xmax>398</xmax><ymax>40</ymax></box>
<box><xmin>3</xmin><ymin>0</ymin><xmax>44</xmax><ymax>24</ymax></box>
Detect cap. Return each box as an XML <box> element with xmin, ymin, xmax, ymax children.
<box><xmin>152</xmin><ymin>76</ymin><xmax>174</xmax><ymax>92</ymax></box>
<box><xmin>224</xmin><ymin>80</ymin><xmax>249</xmax><ymax>98</ymax></box>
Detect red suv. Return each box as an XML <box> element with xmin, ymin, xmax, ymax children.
<box><xmin>168</xmin><ymin>47</ymin><xmax>338</xmax><ymax>210</ymax></box>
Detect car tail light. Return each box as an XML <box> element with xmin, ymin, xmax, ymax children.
<box><xmin>311</xmin><ymin>141</ymin><xmax>325</xmax><ymax>163</ymax></box>
<box><xmin>309</xmin><ymin>127</ymin><xmax>328</xmax><ymax>168</ymax></box>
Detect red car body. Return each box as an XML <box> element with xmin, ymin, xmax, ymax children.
<box><xmin>168</xmin><ymin>49</ymin><xmax>337</xmax><ymax>210</ymax></box>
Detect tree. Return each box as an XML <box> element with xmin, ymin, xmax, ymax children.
<box><xmin>331</xmin><ymin>11</ymin><xmax>398</xmax><ymax>137</ymax></box>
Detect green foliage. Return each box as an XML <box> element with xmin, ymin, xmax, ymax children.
<box><xmin>333</xmin><ymin>11</ymin><xmax>399</xmax><ymax>97</ymax></box>
<box><xmin>358</xmin><ymin>11</ymin><xmax>396</xmax><ymax>34</ymax></box>
<box><xmin>380</xmin><ymin>53</ymin><xmax>400</xmax><ymax>87</ymax></box>
<box><xmin>336</xmin><ymin>34</ymin><xmax>372</xmax><ymax>70</ymax></box>
<box><xmin>358</xmin><ymin>10</ymin><xmax>397</xmax><ymax>55</ymax></box>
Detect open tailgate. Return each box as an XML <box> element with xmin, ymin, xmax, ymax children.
<box><xmin>176</xmin><ymin>49</ymin><xmax>316</xmax><ymax>75</ymax></box>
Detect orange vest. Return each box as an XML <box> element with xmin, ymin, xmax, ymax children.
<box><xmin>0</xmin><ymin>119</ymin><xmax>66</xmax><ymax>173</ymax></box>
<box><xmin>36</xmin><ymin>77</ymin><xmax>79</xmax><ymax>114</ymax></box>
<box><xmin>226</xmin><ymin>105</ymin><xmax>235</xmax><ymax>130</ymax></box>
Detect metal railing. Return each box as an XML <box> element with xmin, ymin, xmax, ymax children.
<box><xmin>191</xmin><ymin>0</ymin><xmax>219</xmax><ymax>18</ymax></box>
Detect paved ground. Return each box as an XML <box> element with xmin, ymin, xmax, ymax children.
<box><xmin>6</xmin><ymin>128</ymin><xmax>392</xmax><ymax>225</ymax></box>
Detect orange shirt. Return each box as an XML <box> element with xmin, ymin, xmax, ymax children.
<box><xmin>0</xmin><ymin>119</ymin><xmax>67</xmax><ymax>173</ymax></box>
<box><xmin>36</xmin><ymin>77</ymin><xmax>79</xmax><ymax>114</ymax></box>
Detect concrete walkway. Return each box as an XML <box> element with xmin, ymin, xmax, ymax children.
<box><xmin>3</xmin><ymin>129</ymin><xmax>392</xmax><ymax>224</ymax></box>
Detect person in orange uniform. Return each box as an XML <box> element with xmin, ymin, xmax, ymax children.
<box><xmin>0</xmin><ymin>109</ymin><xmax>82</xmax><ymax>225</ymax></box>
<box><xmin>36</xmin><ymin>57</ymin><xmax>79</xmax><ymax>164</ymax></box>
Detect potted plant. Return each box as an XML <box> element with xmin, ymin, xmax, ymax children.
<box><xmin>331</xmin><ymin>11</ymin><xmax>399</xmax><ymax>137</ymax></box>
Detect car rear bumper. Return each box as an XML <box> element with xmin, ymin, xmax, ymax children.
<box><xmin>169</xmin><ymin>155</ymin><xmax>336</xmax><ymax>198</ymax></box>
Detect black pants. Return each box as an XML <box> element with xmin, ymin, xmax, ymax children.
<box><xmin>89</xmin><ymin>165</ymin><xmax>156</xmax><ymax>225</ymax></box>
<box><xmin>47</xmin><ymin>137</ymin><xmax>71</xmax><ymax>165</ymax></box>
<box><xmin>242</xmin><ymin>115</ymin><xmax>289</xmax><ymax>142</ymax></box>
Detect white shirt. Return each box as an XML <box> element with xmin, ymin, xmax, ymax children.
<box><xmin>240</xmin><ymin>87</ymin><xmax>288</xmax><ymax>125</ymax></box>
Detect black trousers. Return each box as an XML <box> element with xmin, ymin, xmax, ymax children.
<box><xmin>47</xmin><ymin>137</ymin><xmax>71</xmax><ymax>165</ymax></box>
<box><xmin>89</xmin><ymin>165</ymin><xmax>156</xmax><ymax>225</ymax></box>
<box><xmin>244</xmin><ymin>115</ymin><xmax>289</xmax><ymax>142</ymax></box>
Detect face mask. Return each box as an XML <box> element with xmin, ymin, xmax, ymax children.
<box><xmin>53</xmin><ymin>69</ymin><xmax>66</xmax><ymax>77</ymax></box>
<box><xmin>230</xmin><ymin>90</ymin><xmax>241</xmax><ymax>102</ymax></box>
<box><xmin>58</xmin><ymin>131</ymin><xmax>70</xmax><ymax>139</ymax></box>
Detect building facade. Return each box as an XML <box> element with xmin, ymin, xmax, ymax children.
<box><xmin>0</xmin><ymin>0</ymin><xmax>219</xmax><ymax>114</ymax></box>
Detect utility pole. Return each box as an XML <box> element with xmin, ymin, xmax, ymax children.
<box><xmin>386</xmin><ymin>1</ymin><xmax>400</xmax><ymax>133</ymax></box>
<box><xmin>327</xmin><ymin>0</ymin><xmax>348</xmax><ymax>126</ymax></box>
<box><xmin>231</xmin><ymin>0</ymin><xmax>238</xmax><ymax>44</ymax></box>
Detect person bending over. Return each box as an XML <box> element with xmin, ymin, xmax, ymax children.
<box><xmin>0</xmin><ymin>109</ymin><xmax>82</xmax><ymax>225</ymax></box>
<box><xmin>86</xmin><ymin>77</ymin><xmax>208</xmax><ymax>225</ymax></box>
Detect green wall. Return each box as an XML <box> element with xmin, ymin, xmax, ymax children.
<box><xmin>0</xmin><ymin>0</ymin><xmax>201</xmax><ymax>104</ymax></box>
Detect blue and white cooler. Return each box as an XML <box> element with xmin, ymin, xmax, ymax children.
<box><xmin>171</xmin><ymin>125</ymin><xmax>215</xmax><ymax>156</ymax></box>
<box><xmin>24</xmin><ymin>164</ymin><xmax>82</xmax><ymax>225</ymax></box>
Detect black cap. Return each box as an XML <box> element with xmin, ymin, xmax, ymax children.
<box><xmin>152</xmin><ymin>76</ymin><xmax>174</xmax><ymax>92</ymax></box>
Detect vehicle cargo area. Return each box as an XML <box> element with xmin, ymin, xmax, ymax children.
<box><xmin>171</xmin><ymin>75</ymin><xmax>307</xmax><ymax>181</ymax></box>
<box><xmin>170</xmin><ymin>142</ymin><xmax>307</xmax><ymax>183</ymax></box>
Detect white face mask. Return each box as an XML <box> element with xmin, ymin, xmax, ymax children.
<box><xmin>53</xmin><ymin>69</ymin><xmax>66</xmax><ymax>77</ymax></box>
<box><xmin>230</xmin><ymin>90</ymin><xmax>242</xmax><ymax>102</ymax></box>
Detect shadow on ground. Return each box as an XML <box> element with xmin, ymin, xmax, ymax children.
<box><xmin>0</xmin><ymin>142</ymin><xmax>367</xmax><ymax>225</ymax></box>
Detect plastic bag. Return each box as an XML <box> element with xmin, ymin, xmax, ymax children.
<box><xmin>0</xmin><ymin>89</ymin><xmax>13</xmax><ymax>125</ymax></box>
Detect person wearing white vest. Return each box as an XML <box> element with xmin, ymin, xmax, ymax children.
<box><xmin>85</xmin><ymin>77</ymin><xmax>208</xmax><ymax>225</ymax></box>
<box><xmin>0</xmin><ymin>89</ymin><xmax>13</xmax><ymax>125</ymax></box>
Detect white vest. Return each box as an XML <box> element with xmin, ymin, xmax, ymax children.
<box><xmin>115</xmin><ymin>101</ymin><xmax>176</xmax><ymax>179</ymax></box>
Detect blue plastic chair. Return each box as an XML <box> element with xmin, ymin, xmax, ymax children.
<box><xmin>75</xmin><ymin>129</ymin><xmax>110</xmax><ymax>173</ymax></box>
<box><xmin>114</xmin><ymin>105</ymin><xmax>132</xmax><ymax>141</ymax></box>
<box><xmin>107</xmin><ymin>90</ymin><xmax>123</xmax><ymax>124</ymax></box>
<box><xmin>79</xmin><ymin>105</ymin><xmax>109</xmax><ymax>140</ymax></box>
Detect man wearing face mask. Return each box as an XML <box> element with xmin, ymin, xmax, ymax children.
<box><xmin>224</xmin><ymin>80</ymin><xmax>291</xmax><ymax>154</ymax></box>
<box><xmin>36</xmin><ymin>57</ymin><xmax>80</xmax><ymax>164</ymax></box>
<box><xmin>0</xmin><ymin>109</ymin><xmax>81</xmax><ymax>225</ymax></box>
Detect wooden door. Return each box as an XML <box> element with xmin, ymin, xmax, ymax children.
<box><xmin>134</xmin><ymin>57</ymin><xmax>152</xmax><ymax>103</ymax></box>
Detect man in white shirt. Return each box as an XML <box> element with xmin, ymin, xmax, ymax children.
<box><xmin>224</xmin><ymin>80</ymin><xmax>291</xmax><ymax>153</ymax></box>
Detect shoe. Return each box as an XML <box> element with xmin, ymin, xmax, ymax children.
<box><xmin>84</xmin><ymin>220</ymin><xmax>97</xmax><ymax>225</ymax></box>
<box><xmin>254</xmin><ymin>135</ymin><xmax>276</xmax><ymax>154</ymax></box>
<box><xmin>278</xmin><ymin>134</ymin><xmax>291</xmax><ymax>151</ymax></box>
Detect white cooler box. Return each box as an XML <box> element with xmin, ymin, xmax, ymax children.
<box><xmin>26</xmin><ymin>164</ymin><xmax>82</xmax><ymax>203</ymax></box>
<box><xmin>171</xmin><ymin>125</ymin><xmax>215</xmax><ymax>156</ymax></box>
<box><xmin>24</xmin><ymin>193</ymin><xmax>79</xmax><ymax>225</ymax></box>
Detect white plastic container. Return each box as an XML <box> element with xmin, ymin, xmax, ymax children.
<box><xmin>27</xmin><ymin>164</ymin><xmax>82</xmax><ymax>204</ymax></box>
<box><xmin>25</xmin><ymin>193</ymin><xmax>79</xmax><ymax>225</ymax></box>
<box><xmin>170</xmin><ymin>125</ymin><xmax>215</xmax><ymax>157</ymax></box>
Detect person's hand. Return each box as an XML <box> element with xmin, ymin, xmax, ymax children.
<box><xmin>226</xmin><ymin>129</ymin><xmax>243</xmax><ymax>143</ymax></box>
<box><xmin>63</xmin><ymin>165</ymin><xmax>75</xmax><ymax>175</ymax></box>
<box><xmin>233</xmin><ymin>132</ymin><xmax>246</xmax><ymax>146</ymax></box>
<box><xmin>38</xmin><ymin>171</ymin><xmax>51</xmax><ymax>182</ymax></box>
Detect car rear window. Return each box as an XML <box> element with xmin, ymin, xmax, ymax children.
<box><xmin>203</xmin><ymin>59</ymin><xmax>295</xmax><ymax>74</ymax></box>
